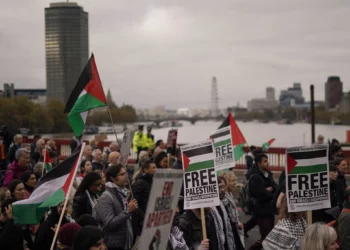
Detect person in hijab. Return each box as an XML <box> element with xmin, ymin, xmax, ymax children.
<box><xmin>71</xmin><ymin>226</ymin><xmax>107</xmax><ymax>250</ymax></box>
<box><xmin>33</xmin><ymin>202</ymin><xmax>74</xmax><ymax>250</ymax></box>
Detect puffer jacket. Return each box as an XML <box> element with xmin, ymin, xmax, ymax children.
<box><xmin>95</xmin><ymin>182</ymin><xmax>133</xmax><ymax>249</ymax></box>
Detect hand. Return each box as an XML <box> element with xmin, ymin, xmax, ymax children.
<box><xmin>199</xmin><ymin>239</ymin><xmax>210</xmax><ymax>250</ymax></box>
<box><xmin>238</xmin><ymin>223</ymin><xmax>244</xmax><ymax>230</ymax></box>
<box><xmin>50</xmin><ymin>224</ymin><xmax>58</xmax><ymax>233</ymax></box>
<box><xmin>266</xmin><ymin>187</ymin><xmax>273</xmax><ymax>192</ymax></box>
<box><xmin>127</xmin><ymin>199</ymin><xmax>138</xmax><ymax>213</ymax></box>
<box><xmin>5</xmin><ymin>205</ymin><xmax>13</xmax><ymax>219</ymax></box>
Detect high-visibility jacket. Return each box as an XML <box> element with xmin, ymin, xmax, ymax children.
<box><xmin>146</xmin><ymin>134</ymin><xmax>155</xmax><ymax>150</ymax></box>
<box><xmin>133</xmin><ymin>131</ymin><xmax>148</xmax><ymax>153</ymax></box>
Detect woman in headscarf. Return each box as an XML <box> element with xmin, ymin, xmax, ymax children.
<box><xmin>33</xmin><ymin>202</ymin><xmax>74</xmax><ymax>250</ymax></box>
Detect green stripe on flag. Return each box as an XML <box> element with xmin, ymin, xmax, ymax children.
<box><xmin>68</xmin><ymin>93</ymin><xmax>107</xmax><ymax>137</ymax></box>
<box><xmin>13</xmin><ymin>203</ymin><xmax>47</xmax><ymax>225</ymax></box>
<box><xmin>289</xmin><ymin>164</ymin><xmax>327</xmax><ymax>174</ymax></box>
<box><xmin>214</xmin><ymin>139</ymin><xmax>231</xmax><ymax>148</ymax></box>
<box><xmin>185</xmin><ymin>160</ymin><xmax>214</xmax><ymax>172</ymax></box>
<box><xmin>44</xmin><ymin>163</ymin><xmax>52</xmax><ymax>172</ymax></box>
<box><xmin>262</xmin><ymin>142</ymin><xmax>269</xmax><ymax>151</ymax></box>
<box><xmin>234</xmin><ymin>143</ymin><xmax>245</xmax><ymax>161</ymax></box>
<box><xmin>39</xmin><ymin>188</ymin><xmax>65</xmax><ymax>208</ymax></box>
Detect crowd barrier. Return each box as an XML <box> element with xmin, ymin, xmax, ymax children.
<box><xmin>24</xmin><ymin>138</ymin><xmax>350</xmax><ymax>173</ymax></box>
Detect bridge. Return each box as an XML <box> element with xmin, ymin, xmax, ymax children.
<box><xmin>136</xmin><ymin>115</ymin><xmax>224</xmax><ymax>126</ymax></box>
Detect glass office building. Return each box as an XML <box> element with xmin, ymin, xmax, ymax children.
<box><xmin>45</xmin><ymin>2</ymin><xmax>88</xmax><ymax>102</ymax></box>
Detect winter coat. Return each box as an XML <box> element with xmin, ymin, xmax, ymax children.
<box><xmin>132</xmin><ymin>173</ymin><xmax>153</xmax><ymax>214</ymax></box>
<box><xmin>0</xmin><ymin>219</ymin><xmax>25</xmax><ymax>250</ymax></box>
<box><xmin>248</xmin><ymin>166</ymin><xmax>278</xmax><ymax>218</ymax></box>
<box><xmin>3</xmin><ymin>161</ymin><xmax>29</xmax><ymax>187</ymax></box>
<box><xmin>95</xmin><ymin>182</ymin><xmax>133</xmax><ymax>249</ymax></box>
<box><xmin>6</xmin><ymin>144</ymin><xmax>20</xmax><ymax>164</ymax></box>
<box><xmin>72</xmin><ymin>191</ymin><xmax>97</xmax><ymax>220</ymax></box>
<box><xmin>92</xmin><ymin>162</ymin><xmax>104</xmax><ymax>171</ymax></box>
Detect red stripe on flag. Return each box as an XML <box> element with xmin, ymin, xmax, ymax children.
<box><xmin>229</xmin><ymin>113</ymin><xmax>246</xmax><ymax>145</ymax></box>
<box><xmin>62</xmin><ymin>157</ymin><xmax>80</xmax><ymax>194</ymax></box>
<box><xmin>84</xmin><ymin>55</ymin><xmax>107</xmax><ymax>104</ymax></box>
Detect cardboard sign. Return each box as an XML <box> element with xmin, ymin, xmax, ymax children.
<box><xmin>210</xmin><ymin>126</ymin><xmax>234</xmax><ymax>171</ymax></box>
<box><xmin>118</xmin><ymin>130</ymin><xmax>135</xmax><ymax>167</ymax></box>
<box><xmin>138</xmin><ymin>169</ymin><xmax>183</xmax><ymax>250</ymax></box>
<box><xmin>166</xmin><ymin>129</ymin><xmax>178</xmax><ymax>154</ymax></box>
<box><xmin>286</xmin><ymin>144</ymin><xmax>330</xmax><ymax>212</ymax></box>
<box><xmin>181</xmin><ymin>140</ymin><xmax>220</xmax><ymax>210</ymax></box>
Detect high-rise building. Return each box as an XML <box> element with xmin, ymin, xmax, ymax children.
<box><xmin>45</xmin><ymin>2</ymin><xmax>88</xmax><ymax>103</ymax></box>
<box><xmin>266</xmin><ymin>87</ymin><xmax>275</xmax><ymax>101</ymax></box>
<box><xmin>325</xmin><ymin>76</ymin><xmax>343</xmax><ymax>111</ymax></box>
<box><xmin>279</xmin><ymin>83</ymin><xmax>305</xmax><ymax>107</ymax></box>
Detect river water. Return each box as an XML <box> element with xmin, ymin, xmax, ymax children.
<box><xmin>91</xmin><ymin>121</ymin><xmax>349</xmax><ymax>147</ymax></box>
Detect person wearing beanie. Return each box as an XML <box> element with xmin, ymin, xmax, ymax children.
<box><xmin>71</xmin><ymin>226</ymin><xmax>107</xmax><ymax>250</ymax></box>
<box><xmin>56</xmin><ymin>223</ymin><xmax>82</xmax><ymax>250</ymax></box>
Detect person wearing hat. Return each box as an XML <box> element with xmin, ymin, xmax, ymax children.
<box><xmin>146</xmin><ymin>126</ymin><xmax>155</xmax><ymax>151</ymax></box>
<box><xmin>71</xmin><ymin>226</ymin><xmax>107</xmax><ymax>250</ymax></box>
<box><xmin>133</xmin><ymin>125</ymin><xmax>148</xmax><ymax>159</ymax></box>
<box><xmin>57</xmin><ymin>223</ymin><xmax>82</xmax><ymax>250</ymax></box>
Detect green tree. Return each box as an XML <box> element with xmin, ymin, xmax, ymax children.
<box><xmin>13</xmin><ymin>96</ymin><xmax>35</xmax><ymax>129</ymax></box>
<box><xmin>281</xmin><ymin>107</ymin><xmax>297</xmax><ymax>120</ymax></box>
<box><xmin>47</xmin><ymin>99</ymin><xmax>70</xmax><ymax>133</ymax></box>
<box><xmin>0</xmin><ymin>98</ymin><xmax>21</xmax><ymax>132</ymax></box>
<box><xmin>32</xmin><ymin>104</ymin><xmax>54</xmax><ymax>133</ymax></box>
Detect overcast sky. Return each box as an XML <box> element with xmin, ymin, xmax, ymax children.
<box><xmin>1</xmin><ymin>0</ymin><xmax>350</xmax><ymax>109</ymax></box>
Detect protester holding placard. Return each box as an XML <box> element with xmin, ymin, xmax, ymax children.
<box><xmin>247</xmin><ymin>153</ymin><xmax>277</xmax><ymax>250</ymax></box>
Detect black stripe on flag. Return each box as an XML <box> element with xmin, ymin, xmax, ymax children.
<box><xmin>184</xmin><ymin>145</ymin><xmax>213</xmax><ymax>158</ymax></box>
<box><xmin>288</xmin><ymin>149</ymin><xmax>327</xmax><ymax>160</ymax></box>
<box><xmin>36</xmin><ymin>146</ymin><xmax>81</xmax><ymax>189</ymax></box>
<box><xmin>64</xmin><ymin>56</ymin><xmax>93</xmax><ymax>113</ymax></box>
<box><xmin>218</xmin><ymin>116</ymin><xmax>229</xmax><ymax>129</ymax></box>
<box><xmin>211</xmin><ymin>129</ymin><xmax>230</xmax><ymax>139</ymax></box>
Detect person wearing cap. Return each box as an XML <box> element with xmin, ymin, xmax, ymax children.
<box><xmin>132</xmin><ymin>125</ymin><xmax>148</xmax><ymax>157</ymax></box>
<box><xmin>56</xmin><ymin>223</ymin><xmax>82</xmax><ymax>250</ymax></box>
<box><xmin>146</xmin><ymin>126</ymin><xmax>155</xmax><ymax>151</ymax></box>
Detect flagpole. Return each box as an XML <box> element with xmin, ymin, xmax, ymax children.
<box><xmin>50</xmin><ymin>143</ymin><xmax>86</xmax><ymax>250</ymax></box>
<box><xmin>107</xmin><ymin>107</ymin><xmax>134</xmax><ymax>199</ymax></box>
<box><xmin>107</xmin><ymin>107</ymin><xmax>119</xmax><ymax>142</ymax></box>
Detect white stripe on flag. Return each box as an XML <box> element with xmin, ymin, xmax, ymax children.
<box><xmin>188</xmin><ymin>153</ymin><xmax>214</xmax><ymax>164</ymax></box>
<box><xmin>296</xmin><ymin>157</ymin><xmax>327</xmax><ymax>167</ymax></box>
<box><xmin>13</xmin><ymin>174</ymin><xmax>69</xmax><ymax>205</ymax></box>
<box><xmin>80</xmin><ymin>111</ymin><xmax>88</xmax><ymax>124</ymax></box>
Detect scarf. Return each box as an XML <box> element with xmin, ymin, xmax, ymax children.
<box><xmin>169</xmin><ymin>226</ymin><xmax>189</xmax><ymax>250</ymax></box>
<box><xmin>106</xmin><ymin>182</ymin><xmax>133</xmax><ymax>250</ymax></box>
<box><xmin>263</xmin><ymin>218</ymin><xmax>306</xmax><ymax>250</ymax></box>
<box><xmin>222</xmin><ymin>193</ymin><xmax>239</xmax><ymax>224</ymax></box>
<box><xmin>86</xmin><ymin>190</ymin><xmax>98</xmax><ymax>218</ymax></box>
<box><xmin>212</xmin><ymin>202</ymin><xmax>236</xmax><ymax>250</ymax></box>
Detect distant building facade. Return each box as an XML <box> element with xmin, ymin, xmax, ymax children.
<box><xmin>338</xmin><ymin>91</ymin><xmax>350</xmax><ymax>114</ymax></box>
<box><xmin>325</xmin><ymin>76</ymin><xmax>343</xmax><ymax>111</ymax></box>
<box><xmin>279</xmin><ymin>83</ymin><xmax>305</xmax><ymax>107</ymax></box>
<box><xmin>3</xmin><ymin>83</ymin><xmax>47</xmax><ymax>104</ymax></box>
<box><xmin>266</xmin><ymin>87</ymin><xmax>275</xmax><ymax>101</ymax></box>
<box><xmin>45</xmin><ymin>2</ymin><xmax>89</xmax><ymax>102</ymax></box>
<box><xmin>247</xmin><ymin>98</ymin><xmax>279</xmax><ymax>112</ymax></box>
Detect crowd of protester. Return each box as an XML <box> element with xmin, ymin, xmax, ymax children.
<box><xmin>0</xmin><ymin>126</ymin><xmax>348</xmax><ymax>250</ymax></box>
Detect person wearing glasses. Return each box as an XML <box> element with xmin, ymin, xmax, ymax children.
<box><xmin>95</xmin><ymin>164</ymin><xmax>138</xmax><ymax>250</ymax></box>
<box><xmin>72</xmin><ymin>172</ymin><xmax>102</xmax><ymax>220</ymax></box>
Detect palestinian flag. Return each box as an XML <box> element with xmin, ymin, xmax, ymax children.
<box><xmin>182</xmin><ymin>141</ymin><xmax>215</xmax><ymax>173</ymax></box>
<box><xmin>287</xmin><ymin>148</ymin><xmax>328</xmax><ymax>175</ymax></box>
<box><xmin>218</xmin><ymin>113</ymin><xmax>246</xmax><ymax>161</ymax></box>
<box><xmin>43</xmin><ymin>147</ymin><xmax>52</xmax><ymax>172</ymax></box>
<box><xmin>12</xmin><ymin>146</ymin><xmax>83</xmax><ymax>224</ymax></box>
<box><xmin>64</xmin><ymin>54</ymin><xmax>107</xmax><ymax>137</ymax></box>
<box><xmin>262</xmin><ymin>138</ymin><xmax>275</xmax><ymax>151</ymax></box>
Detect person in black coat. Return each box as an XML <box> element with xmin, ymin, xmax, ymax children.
<box><xmin>131</xmin><ymin>160</ymin><xmax>156</xmax><ymax>236</ymax></box>
<box><xmin>33</xmin><ymin>202</ymin><xmax>74</xmax><ymax>250</ymax></box>
<box><xmin>334</xmin><ymin>157</ymin><xmax>348</xmax><ymax>194</ymax></box>
<box><xmin>72</xmin><ymin>172</ymin><xmax>102</xmax><ymax>220</ymax></box>
<box><xmin>247</xmin><ymin>153</ymin><xmax>278</xmax><ymax>250</ymax></box>
<box><xmin>0</xmin><ymin>198</ymin><xmax>25</xmax><ymax>250</ymax></box>
<box><xmin>313</xmin><ymin>165</ymin><xmax>343</xmax><ymax>224</ymax></box>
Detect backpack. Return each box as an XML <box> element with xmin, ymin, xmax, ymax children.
<box><xmin>238</xmin><ymin>174</ymin><xmax>257</xmax><ymax>215</ymax></box>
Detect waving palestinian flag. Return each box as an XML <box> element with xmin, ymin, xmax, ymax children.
<box><xmin>12</xmin><ymin>145</ymin><xmax>84</xmax><ymax>224</ymax></box>
<box><xmin>43</xmin><ymin>147</ymin><xmax>52</xmax><ymax>172</ymax></box>
<box><xmin>262</xmin><ymin>138</ymin><xmax>275</xmax><ymax>151</ymax></box>
<box><xmin>218</xmin><ymin>113</ymin><xmax>246</xmax><ymax>161</ymax></box>
<box><xmin>64</xmin><ymin>54</ymin><xmax>107</xmax><ymax>137</ymax></box>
